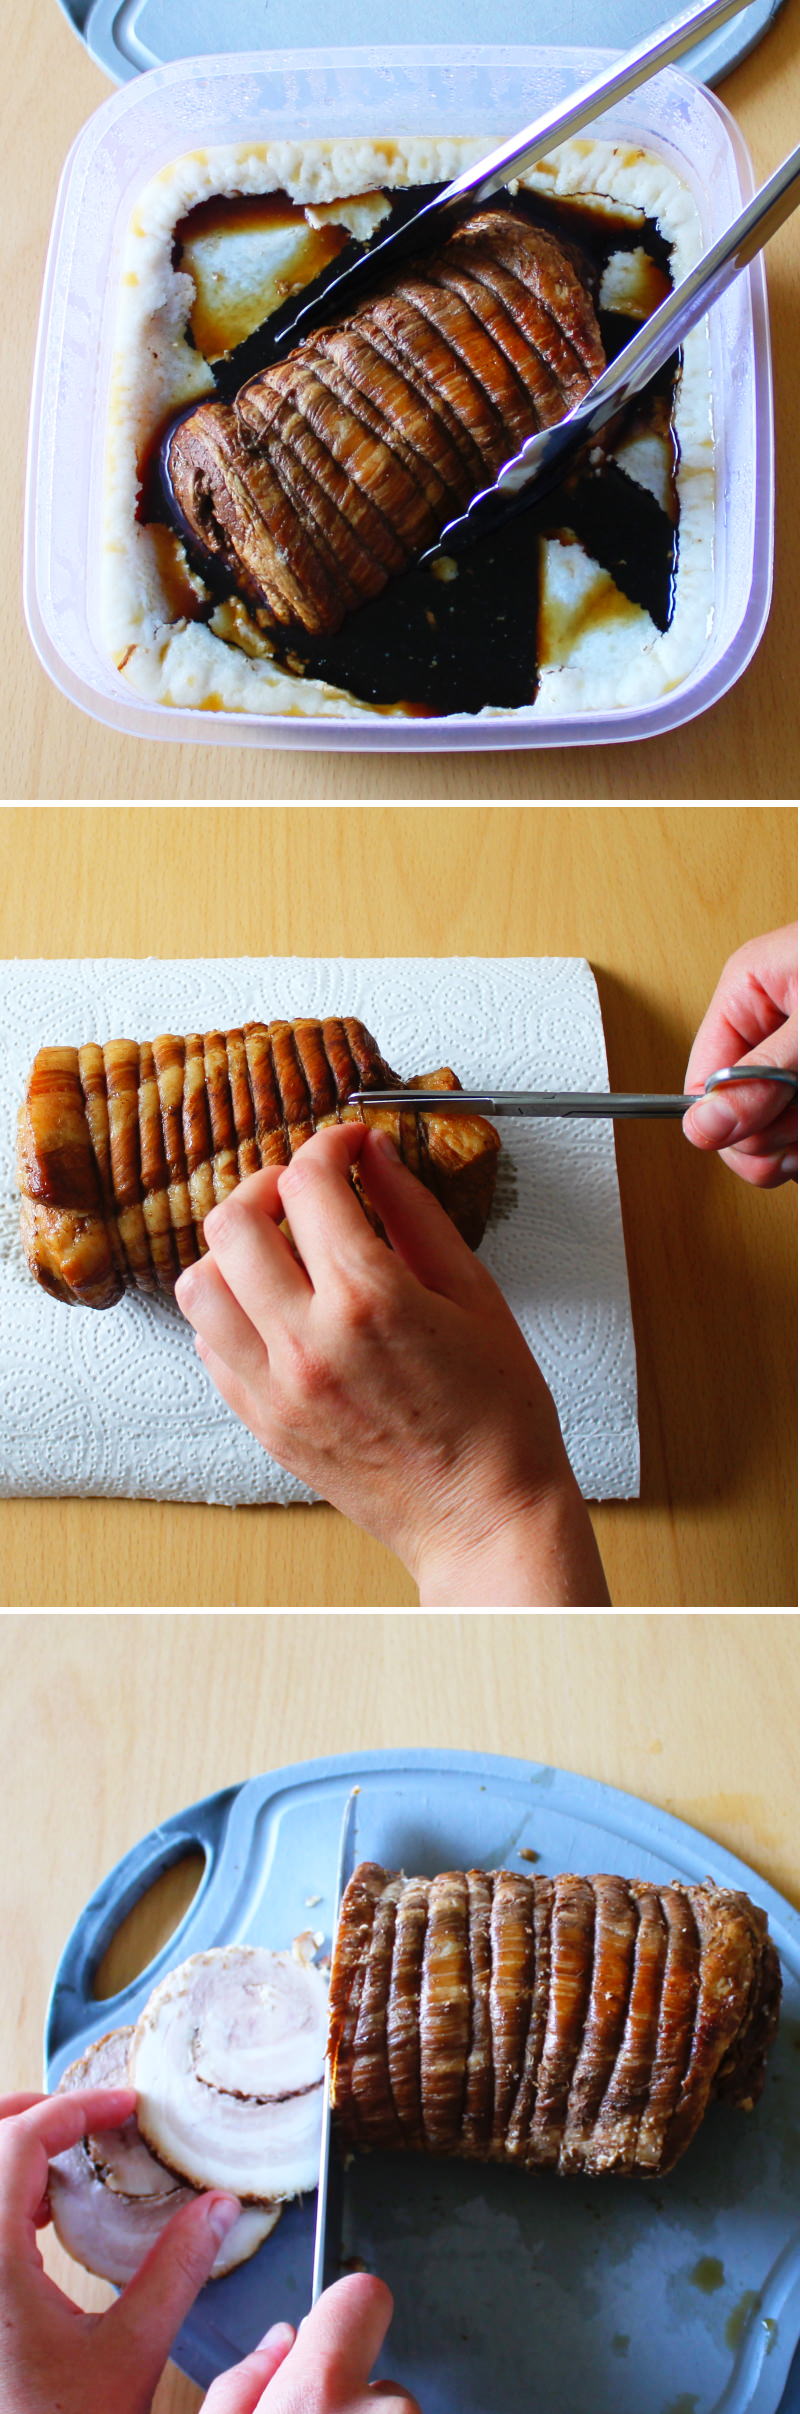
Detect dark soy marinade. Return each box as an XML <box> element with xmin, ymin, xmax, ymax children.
<box><xmin>152</xmin><ymin>178</ymin><xmax>681</xmax><ymax>717</ymax></box>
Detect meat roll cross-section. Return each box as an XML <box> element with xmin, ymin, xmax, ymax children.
<box><xmin>49</xmin><ymin>2027</ymin><xmax>282</xmax><ymax>2285</ymax></box>
<box><xmin>17</xmin><ymin>1018</ymin><xmax>500</xmax><ymax>1308</ymax></box>
<box><xmin>328</xmin><ymin>1864</ymin><xmax>782</xmax><ymax>2177</ymax></box>
<box><xmin>165</xmin><ymin>209</ymin><xmax>606</xmax><ymax>637</ymax></box>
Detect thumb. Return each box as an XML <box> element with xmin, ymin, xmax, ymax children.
<box><xmin>683</xmin><ymin>1013</ymin><xmax>797</xmax><ymax>1151</ymax></box>
<box><xmin>359</xmin><ymin>1127</ymin><xmax>488</xmax><ymax>1308</ymax></box>
<box><xmin>102</xmin><ymin>2189</ymin><xmax>241</xmax><ymax>2392</ymax></box>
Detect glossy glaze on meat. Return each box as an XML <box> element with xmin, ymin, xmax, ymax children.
<box><xmin>17</xmin><ymin>1019</ymin><xmax>500</xmax><ymax>1309</ymax></box>
<box><xmin>166</xmin><ymin>210</ymin><xmax>605</xmax><ymax>637</ymax></box>
<box><xmin>328</xmin><ymin>1864</ymin><xmax>781</xmax><ymax>2176</ymax></box>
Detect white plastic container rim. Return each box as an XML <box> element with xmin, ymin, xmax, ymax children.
<box><xmin>24</xmin><ymin>44</ymin><xmax>775</xmax><ymax>752</ymax></box>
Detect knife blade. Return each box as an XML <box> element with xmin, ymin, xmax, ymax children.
<box><xmin>311</xmin><ymin>1786</ymin><xmax>360</xmax><ymax>2306</ymax></box>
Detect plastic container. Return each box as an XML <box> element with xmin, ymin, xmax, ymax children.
<box><xmin>53</xmin><ymin>0</ymin><xmax>791</xmax><ymax>92</ymax></box>
<box><xmin>24</xmin><ymin>45</ymin><xmax>775</xmax><ymax>751</ymax></box>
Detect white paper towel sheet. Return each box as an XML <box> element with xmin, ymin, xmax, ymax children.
<box><xmin>0</xmin><ymin>957</ymin><xmax>639</xmax><ymax>1505</ymax></box>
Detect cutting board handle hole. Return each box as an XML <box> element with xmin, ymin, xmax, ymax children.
<box><xmin>92</xmin><ymin>1849</ymin><xmax>206</xmax><ymax>2000</ymax></box>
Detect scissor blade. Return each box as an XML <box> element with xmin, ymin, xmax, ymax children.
<box><xmin>347</xmin><ymin>1088</ymin><xmax>698</xmax><ymax>1118</ymax></box>
<box><xmin>311</xmin><ymin>1787</ymin><xmax>359</xmax><ymax>2306</ymax></box>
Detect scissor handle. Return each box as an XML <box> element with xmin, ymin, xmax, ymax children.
<box><xmin>702</xmin><ymin>1065</ymin><xmax>797</xmax><ymax>1097</ymax></box>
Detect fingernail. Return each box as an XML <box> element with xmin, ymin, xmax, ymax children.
<box><xmin>205</xmin><ymin>2194</ymin><xmax>241</xmax><ymax>2242</ymax></box>
<box><xmin>686</xmin><ymin>1096</ymin><xmax>740</xmax><ymax>1146</ymax></box>
<box><xmin>371</xmin><ymin>1129</ymin><xmax>399</xmax><ymax>1160</ymax></box>
<box><xmin>781</xmin><ymin>1151</ymin><xmax>798</xmax><ymax>1180</ymax></box>
<box><xmin>257</xmin><ymin>2322</ymin><xmax>296</xmax><ymax>2351</ymax></box>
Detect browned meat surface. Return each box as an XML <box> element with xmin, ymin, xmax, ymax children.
<box><xmin>166</xmin><ymin>209</ymin><xmax>605</xmax><ymax>637</ymax></box>
<box><xmin>17</xmin><ymin>1020</ymin><xmax>500</xmax><ymax>1310</ymax></box>
<box><xmin>328</xmin><ymin>1864</ymin><xmax>781</xmax><ymax>2178</ymax></box>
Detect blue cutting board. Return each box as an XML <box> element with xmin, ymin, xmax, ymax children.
<box><xmin>46</xmin><ymin>1751</ymin><xmax>800</xmax><ymax>2414</ymax></box>
<box><xmin>53</xmin><ymin>0</ymin><xmax>788</xmax><ymax>87</ymax></box>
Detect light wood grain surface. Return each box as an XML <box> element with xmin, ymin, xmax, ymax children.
<box><xmin>1</xmin><ymin>1609</ymin><xmax>798</xmax><ymax>2413</ymax></box>
<box><xmin>1</xmin><ymin>803</ymin><xmax>796</xmax><ymax>1609</ymax></box>
<box><xmin>5</xmin><ymin>6</ymin><xmax>800</xmax><ymax>800</ymax></box>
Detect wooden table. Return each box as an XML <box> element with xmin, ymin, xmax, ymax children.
<box><xmin>1</xmin><ymin>804</ymin><xmax>795</xmax><ymax>1609</ymax></box>
<box><xmin>5</xmin><ymin>7</ymin><xmax>800</xmax><ymax>800</ymax></box>
<box><xmin>2</xmin><ymin>1609</ymin><xmax>798</xmax><ymax>2413</ymax></box>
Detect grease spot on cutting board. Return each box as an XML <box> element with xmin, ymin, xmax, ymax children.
<box><xmin>690</xmin><ymin>2257</ymin><xmax>725</xmax><ymax>2296</ymax></box>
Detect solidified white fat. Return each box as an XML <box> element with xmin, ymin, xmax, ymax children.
<box><xmin>599</xmin><ymin>245</ymin><xmax>667</xmax><ymax>316</ymax></box>
<box><xmin>121</xmin><ymin>618</ymin><xmax>387</xmax><ymax>719</ymax></box>
<box><xmin>613</xmin><ymin>426</ymin><xmax>674</xmax><ymax>515</ymax></box>
<box><xmin>304</xmin><ymin>190</ymin><xmax>391</xmax><ymax>238</ymax></box>
<box><xmin>538</xmin><ymin>535</ymin><xmax>652</xmax><ymax>677</ymax></box>
<box><xmin>103</xmin><ymin>133</ymin><xmax>715</xmax><ymax>722</ymax></box>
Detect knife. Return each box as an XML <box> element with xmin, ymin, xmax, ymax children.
<box><xmin>346</xmin><ymin>1067</ymin><xmax>797</xmax><ymax>1120</ymax></box>
<box><xmin>311</xmin><ymin>1786</ymin><xmax>360</xmax><ymax>2306</ymax></box>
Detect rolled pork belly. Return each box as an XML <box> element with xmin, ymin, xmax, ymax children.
<box><xmin>17</xmin><ymin>1017</ymin><xmax>500</xmax><ymax>1308</ymax></box>
<box><xmin>166</xmin><ymin>209</ymin><xmax>606</xmax><ymax>638</ymax></box>
<box><xmin>130</xmin><ymin>1943</ymin><xmax>329</xmax><ymax>2200</ymax></box>
<box><xmin>328</xmin><ymin>1864</ymin><xmax>782</xmax><ymax>2177</ymax></box>
<box><xmin>49</xmin><ymin>2027</ymin><xmax>281</xmax><ymax>2283</ymax></box>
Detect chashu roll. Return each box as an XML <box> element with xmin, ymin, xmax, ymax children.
<box><xmin>17</xmin><ymin>1016</ymin><xmax>500</xmax><ymax>1309</ymax></box>
<box><xmin>165</xmin><ymin>209</ymin><xmax>606</xmax><ymax>638</ymax></box>
<box><xmin>328</xmin><ymin>1863</ymin><xmax>782</xmax><ymax>2177</ymax></box>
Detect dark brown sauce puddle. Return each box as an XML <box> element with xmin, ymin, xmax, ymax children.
<box><xmin>143</xmin><ymin>180</ymin><xmax>680</xmax><ymax>717</ymax></box>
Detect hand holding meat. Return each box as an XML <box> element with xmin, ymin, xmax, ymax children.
<box><xmin>17</xmin><ymin>1016</ymin><xmax>498</xmax><ymax>1310</ymax></box>
<box><xmin>203</xmin><ymin>2278</ymin><xmax>420</xmax><ymax>2414</ymax></box>
<box><xmin>175</xmin><ymin>1119</ymin><xmax>608</xmax><ymax>1607</ymax></box>
<box><xmin>683</xmin><ymin>922</ymin><xmax>797</xmax><ymax>1185</ymax></box>
<box><xmin>0</xmin><ymin>2088</ymin><xmax>241</xmax><ymax>2414</ymax></box>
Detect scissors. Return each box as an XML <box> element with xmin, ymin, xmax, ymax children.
<box><xmin>346</xmin><ymin>1066</ymin><xmax>798</xmax><ymax>1120</ymax></box>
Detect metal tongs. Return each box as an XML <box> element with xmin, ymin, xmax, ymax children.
<box><xmin>253</xmin><ymin>0</ymin><xmax>800</xmax><ymax>555</ymax></box>
<box><xmin>264</xmin><ymin>0</ymin><xmax>756</xmax><ymax>360</ymax></box>
<box><xmin>347</xmin><ymin>1067</ymin><xmax>798</xmax><ymax>1120</ymax></box>
<box><xmin>425</xmin><ymin>140</ymin><xmax>800</xmax><ymax>558</ymax></box>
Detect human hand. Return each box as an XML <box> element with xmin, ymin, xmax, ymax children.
<box><xmin>0</xmin><ymin>2088</ymin><xmax>245</xmax><ymax>2414</ymax></box>
<box><xmin>175</xmin><ymin>1121</ymin><xmax>608</xmax><ymax>1607</ymax></box>
<box><xmin>682</xmin><ymin>922</ymin><xmax>797</xmax><ymax>1186</ymax></box>
<box><xmin>203</xmin><ymin>2274</ymin><xmax>419</xmax><ymax>2413</ymax></box>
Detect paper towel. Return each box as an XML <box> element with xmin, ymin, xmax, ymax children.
<box><xmin>0</xmin><ymin>956</ymin><xmax>639</xmax><ymax>1505</ymax></box>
